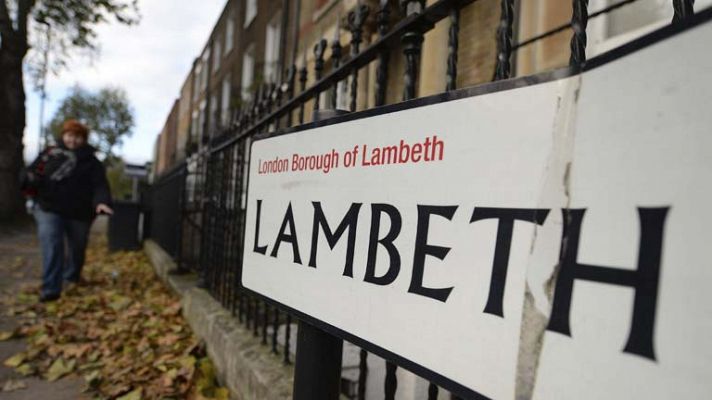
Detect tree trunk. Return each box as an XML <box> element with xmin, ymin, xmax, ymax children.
<box><xmin>0</xmin><ymin>46</ymin><xmax>28</xmax><ymax>222</ymax></box>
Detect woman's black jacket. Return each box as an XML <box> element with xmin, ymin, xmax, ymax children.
<box><xmin>21</xmin><ymin>144</ymin><xmax>112</xmax><ymax>221</ymax></box>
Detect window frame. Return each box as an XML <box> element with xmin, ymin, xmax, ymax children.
<box><xmin>225</xmin><ymin>17</ymin><xmax>235</xmax><ymax>55</ymax></box>
<box><xmin>221</xmin><ymin>76</ymin><xmax>232</xmax><ymax>127</ymax></box>
<box><xmin>241</xmin><ymin>43</ymin><xmax>255</xmax><ymax>101</ymax></box>
<box><xmin>213</xmin><ymin>37</ymin><xmax>222</xmax><ymax>72</ymax></box>
<box><xmin>587</xmin><ymin>0</ymin><xmax>712</xmax><ymax>57</ymax></box>
<box><xmin>244</xmin><ymin>0</ymin><xmax>257</xmax><ymax>27</ymax></box>
<box><xmin>263</xmin><ymin>12</ymin><xmax>282</xmax><ymax>83</ymax></box>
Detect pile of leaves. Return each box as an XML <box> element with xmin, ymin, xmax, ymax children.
<box><xmin>1</xmin><ymin>238</ymin><xmax>228</xmax><ymax>399</ymax></box>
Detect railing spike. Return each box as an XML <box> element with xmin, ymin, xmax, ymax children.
<box><xmin>401</xmin><ymin>0</ymin><xmax>424</xmax><ymax>101</ymax></box>
<box><xmin>348</xmin><ymin>3</ymin><xmax>370</xmax><ymax>111</ymax></box>
<box><xmin>313</xmin><ymin>38</ymin><xmax>328</xmax><ymax>111</ymax></box>
<box><xmin>331</xmin><ymin>17</ymin><xmax>343</xmax><ymax>110</ymax></box>
<box><xmin>569</xmin><ymin>0</ymin><xmax>589</xmax><ymax>67</ymax></box>
<box><xmin>494</xmin><ymin>0</ymin><xmax>514</xmax><ymax>79</ymax></box>
<box><xmin>375</xmin><ymin>0</ymin><xmax>391</xmax><ymax>106</ymax></box>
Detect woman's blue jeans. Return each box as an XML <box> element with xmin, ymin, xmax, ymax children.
<box><xmin>33</xmin><ymin>207</ymin><xmax>91</xmax><ymax>296</ymax></box>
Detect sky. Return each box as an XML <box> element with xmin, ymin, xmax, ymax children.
<box><xmin>23</xmin><ymin>0</ymin><xmax>227</xmax><ymax>165</ymax></box>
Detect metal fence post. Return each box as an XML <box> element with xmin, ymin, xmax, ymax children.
<box><xmin>569</xmin><ymin>0</ymin><xmax>589</xmax><ymax>67</ymax></box>
<box><xmin>293</xmin><ymin>320</ymin><xmax>343</xmax><ymax>400</ymax></box>
<box><xmin>292</xmin><ymin>108</ymin><xmax>348</xmax><ymax>400</ymax></box>
<box><xmin>174</xmin><ymin>163</ymin><xmax>188</xmax><ymax>272</ymax></box>
<box><xmin>672</xmin><ymin>0</ymin><xmax>694</xmax><ymax>22</ymax></box>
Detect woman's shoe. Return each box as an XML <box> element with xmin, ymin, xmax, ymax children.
<box><xmin>39</xmin><ymin>293</ymin><xmax>60</xmax><ymax>303</ymax></box>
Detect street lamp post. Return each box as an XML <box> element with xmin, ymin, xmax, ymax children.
<box><xmin>37</xmin><ymin>22</ymin><xmax>51</xmax><ymax>152</ymax></box>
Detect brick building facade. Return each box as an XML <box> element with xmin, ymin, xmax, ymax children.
<box><xmin>154</xmin><ymin>0</ymin><xmax>298</xmax><ymax>176</ymax></box>
<box><xmin>153</xmin><ymin>0</ymin><xmax>698</xmax><ymax>174</ymax></box>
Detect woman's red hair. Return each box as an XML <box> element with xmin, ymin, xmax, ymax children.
<box><xmin>62</xmin><ymin>119</ymin><xmax>89</xmax><ymax>140</ymax></box>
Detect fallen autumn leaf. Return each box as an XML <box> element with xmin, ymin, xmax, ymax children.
<box><xmin>3</xmin><ymin>236</ymin><xmax>228</xmax><ymax>398</ymax></box>
<box><xmin>3</xmin><ymin>352</ymin><xmax>26</xmax><ymax>368</ymax></box>
<box><xmin>2</xmin><ymin>379</ymin><xmax>28</xmax><ymax>392</ymax></box>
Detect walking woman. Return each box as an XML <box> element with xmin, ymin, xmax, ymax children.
<box><xmin>21</xmin><ymin>120</ymin><xmax>113</xmax><ymax>302</ymax></box>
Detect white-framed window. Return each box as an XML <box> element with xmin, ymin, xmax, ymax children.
<box><xmin>191</xmin><ymin>110</ymin><xmax>199</xmax><ymax>139</ymax></box>
<box><xmin>225</xmin><ymin>17</ymin><xmax>235</xmax><ymax>54</ymax></box>
<box><xmin>198</xmin><ymin>100</ymin><xmax>206</xmax><ymax>138</ymax></box>
<box><xmin>221</xmin><ymin>76</ymin><xmax>232</xmax><ymax>127</ymax></box>
<box><xmin>192</xmin><ymin>64</ymin><xmax>201</xmax><ymax>100</ymax></box>
<box><xmin>264</xmin><ymin>12</ymin><xmax>282</xmax><ymax>83</ymax></box>
<box><xmin>322</xmin><ymin>78</ymin><xmax>349</xmax><ymax>111</ymax></box>
<box><xmin>201</xmin><ymin>49</ymin><xmax>210</xmax><ymax>91</ymax></box>
<box><xmin>588</xmin><ymin>0</ymin><xmax>712</xmax><ymax>56</ymax></box>
<box><xmin>209</xmin><ymin>93</ymin><xmax>219</xmax><ymax>134</ymax></box>
<box><xmin>244</xmin><ymin>0</ymin><xmax>257</xmax><ymax>27</ymax></box>
<box><xmin>179</xmin><ymin>89</ymin><xmax>190</xmax><ymax>116</ymax></box>
<box><xmin>241</xmin><ymin>43</ymin><xmax>255</xmax><ymax>101</ymax></box>
<box><xmin>336</xmin><ymin>79</ymin><xmax>349</xmax><ymax>110</ymax></box>
<box><xmin>213</xmin><ymin>37</ymin><xmax>222</xmax><ymax>72</ymax></box>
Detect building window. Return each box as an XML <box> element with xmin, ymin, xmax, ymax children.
<box><xmin>241</xmin><ymin>43</ymin><xmax>255</xmax><ymax>101</ymax></box>
<box><xmin>198</xmin><ymin>100</ymin><xmax>206</xmax><ymax>138</ymax></box>
<box><xmin>264</xmin><ymin>12</ymin><xmax>282</xmax><ymax>83</ymax></box>
<box><xmin>221</xmin><ymin>76</ymin><xmax>232</xmax><ymax>127</ymax></box>
<box><xmin>179</xmin><ymin>88</ymin><xmax>190</xmax><ymax>116</ymax></box>
<box><xmin>225</xmin><ymin>17</ymin><xmax>235</xmax><ymax>55</ymax></box>
<box><xmin>201</xmin><ymin>49</ymin><xmax>210</xmax><ymax>91</ymax></box>
<box><xmin>588</xmin><ymin>0</ymin><xmax>712</xmax><ymax>55</ymax></box>
<box><xmin>192</xmin><ymin>64</ymin><xmax>201</xmax><ymax>100</ymax></box>
<box><xmin>213</xmin><ymin>38</ymin><xmax>222</xmax><ymax>72</ymax></box>
<box><xmin>322</xmin><ymin>77</ymin><xmax>348</xmax><ymax>111</ymax></box>
<box><xmin>336</xmin><ymin>79</ymin><xmax>349</xmax><ymax>110</ymax></box>
<box><xmin>244</xmin><ymin>0</ymin><xmax>257</xmax><ymax>27</ymax></box>
<box><xmin>209</xmin><ymin>93</ymin><xmax>219</xmax><ymax>135</ymax></box>
<box><xmin>190</xmin><ymin>110</ymin><xmax>199</xmax><ymax>140</ymax></box>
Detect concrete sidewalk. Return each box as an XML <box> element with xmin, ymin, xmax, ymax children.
<box><xmin>0</xmin><ymin>221</ymin><xmax>85</xmax><ymax>399</ymax></box>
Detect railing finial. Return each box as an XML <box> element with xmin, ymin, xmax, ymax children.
<box><xmin>298</xmin><ymin>56</ymin><xmax>308</xmax><ymax>124</ymax></box>
<box><xmin>313</xmin><ymin>38</ymin><xmax>328</xmax><ymax>111</ymax></box>
<box><xmin>348</xmin><ymin>2</ymin><xmax>370</xmax><ymax>111</ymax></box>
<box><xmin>331</xmin><ymin>16</ymin><xmax>343</xmax><ymax>110</ymax></box>
<box><xmin>401</xmin><ymin>0</ymin><xmax>425</xmax><ymax>101</ymax></box>
<box><xmin>375</xmin><ymin>0</ymin><xmax>391</xmax><ymax>106</ymax></box>
<box><xmin>494</xmin><ymin>0</ymin><xmax>514</xmax><ymax>80</ymax></box>
<box><xmin>446</xmin><ymin>7</ymin><xmax>460</xmax><ymax>91</ymax></box>
<box><xmin>569</xmin><ymin>0</ymin><xmax>589</xmax><ymax>67</ymax></box>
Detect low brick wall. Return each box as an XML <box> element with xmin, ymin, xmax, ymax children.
<box><xmin>143</xmin><ymin>240</ymin><xmax>294</xmax><ymax>400</ymax></box>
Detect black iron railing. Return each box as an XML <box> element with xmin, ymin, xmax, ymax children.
<box><xmin>145</xmin><ymin>163</ymin><xmax>185</xmax><ymax>259</ymax></box>
<box><xmin>179</xmin><ymin>153</ymin><xmax>206</xmax><ymax>273</ymax></box>
<box><xmin>146</xmin><ymin>0</ymin><xmax>698</xmax><ymax>398</ymax></box>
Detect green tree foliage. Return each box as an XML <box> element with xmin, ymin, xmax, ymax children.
<box><xmin>48</xmin><ymin>86</ymin><xmax>135</xmax><ymax>163</ymax></box>
<box><xmin>24</xmin><ymin>0</ymin><xmax>141</xmax><ymax>87</ymax></box>
<box><xmin>0</xmin><ymin>0</ymin><xmax>139</xmax><ymax>221</ymax></box>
